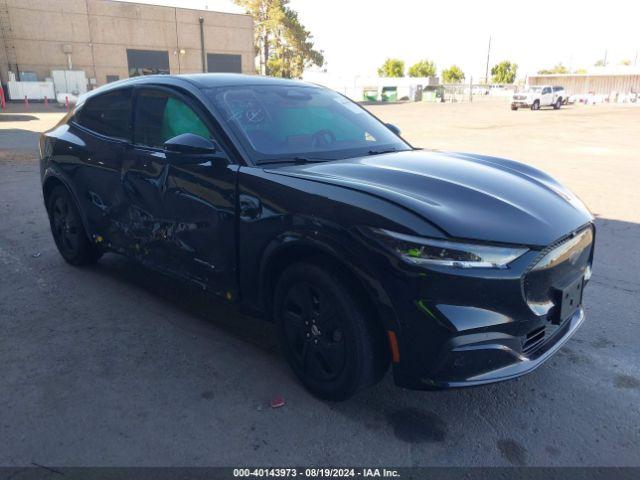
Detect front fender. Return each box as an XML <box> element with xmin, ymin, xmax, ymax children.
<box><xmin>257</xmin><ymin>227</ymin><xmax>400</xmax><ymax>333</ymax></box>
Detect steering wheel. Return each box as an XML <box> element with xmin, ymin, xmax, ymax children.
<box><xmin>311</xmin><ymin>129</ymin><xmax>336</xmax><ymax>148</ymax></box>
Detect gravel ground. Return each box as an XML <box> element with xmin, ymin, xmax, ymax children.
<box><xmin>0</xmin><ymin>100</ymin><xmax>638</xmax><ymax>467</ymax></box>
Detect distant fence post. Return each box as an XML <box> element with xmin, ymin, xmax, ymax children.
<box><xmin>65</xmin><ymin>96</ymin><xmax>70</xmax><ymax>111</ymax></box>
<box><xmin>469</xmin><ymin>76</ymin><xmax>473</xmax><ymax>103</ymax></box>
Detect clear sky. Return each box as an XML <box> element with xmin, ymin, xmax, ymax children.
<box><xmin>119</xmin><ymin>0</ymin><xmax>640</xmax><ymax>79</ymax></box>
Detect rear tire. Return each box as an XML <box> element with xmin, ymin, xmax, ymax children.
<box><xmin>553</xmin><ymin>98</ymin><xmax>562</xmax><ymax>110</ymax></box>
<box><xmin>531</xmin><ymin>100</ymin><xmax>540</xmax><ymax>111</ymax></box>
<box><xmin>274</xmin><ymin>262</ymin><xmax>388</xmax><ymax>401</ymax></box>
<box><xmin>47</xmin><ymin>185</ymin><xmax>102</xmax><ymax>266</ymax></box>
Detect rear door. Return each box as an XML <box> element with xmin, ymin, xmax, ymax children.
<box><xmin>68</xmin><ymin>88</ymin><xmax>133</xmax><ymax>247</ymax></box>
<box><xmin>124</xmin><ymin>86</ymin><xmax>239</xmax><ymax>296</ymax></box>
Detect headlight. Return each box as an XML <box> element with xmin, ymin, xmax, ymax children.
<box><xmin>368</xmin><ymin>228</ymin><xmax>528</xmax><ymax>269</ymax></box>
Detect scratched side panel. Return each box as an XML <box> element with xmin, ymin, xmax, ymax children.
<box><xmin>45</xmin><ymin>123</ymin><xmax>127</xmax><ymax>250</ymax></box>
<box><xmin>163</xmin><ymin>161</ymin><xmax>239</xmax><ymax>296</ymax></box>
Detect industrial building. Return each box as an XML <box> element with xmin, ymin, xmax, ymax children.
<box><xmin>528</xmin><ymin>71</ymin><xmax>640</xmax><ymax>97</ymax></box>
<box><xmin>0</xmin><ymin>0</ymin><xmax>254</xmax><ymax>98</ymax></box>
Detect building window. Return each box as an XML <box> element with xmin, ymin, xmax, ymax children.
<box><xmin>106</xmin><ymin>75</ymin><xmax>119</xmax><ymax>83</ymax></box>
<box><xmin>207</xmin><ymin>53</ymin><xmax>242</xmax><ymax>73</ymax></box>
<box><xmin>126</xmin><ymin>49</ymin><xmax>170</xmax><ymax>77</ymax></box>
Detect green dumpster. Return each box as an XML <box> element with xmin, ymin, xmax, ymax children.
<box><xmin>422</xmin><ymin>85</ymin><xmax>445</xmax><ymax>102</ymax></box>
<box><xmin>363</xmin><ymin>88</ymin><xmax>378</xmax><ymax>102</ymax></box>
<box><xmin>381</xmin><ymin>86</ymin><xmax>398</xmax><ymax>102</ymax></box>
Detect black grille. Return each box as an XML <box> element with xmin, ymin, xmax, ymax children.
<box><xmin>523</xmin><ymin>226</ymin><xmax>594</xmax><ymax>318</ymax></box>
<box><xmin>523</xmin><ymin>326</ymin><xmax>546</xmax><ymax>355</ymax></box>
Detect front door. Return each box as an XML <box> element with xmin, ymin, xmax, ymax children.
<box><xmin>123</xmin><ymin>86</ymin><xmax>238</xmax><ymax>296</ymax></box>
<box><xmin>541</xmin><ymin>87</ymin><xmax>553</xmax><ymax>106</ymax></box>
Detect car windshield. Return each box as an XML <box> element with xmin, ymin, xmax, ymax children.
<box><xmin>206</xmin><ymin>85</ymin><xmax>411</xmax><ymax>164</ymax></box>
<box><xmin>525</xmin><ymin>87</ymin><xmax>542</xmax><ymax>93</ymax></box>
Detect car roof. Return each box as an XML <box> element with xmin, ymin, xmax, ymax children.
<box><xmin>78</xmin><ymin>74</ymin><xmax>321</xmax><ymax>104</ymax></box>
<box><xmin>179</xmin><ymin>73</ymin><xmax>315</xmax><ymax>88</ymax></box>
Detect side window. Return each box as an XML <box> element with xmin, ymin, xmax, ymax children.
<box><xmin>76</xmin><ymin>89</ymin><xmax>132</xmax><ymax>140</ymax></box>
<box><xmin>134</xmin><ymin>89</ymin><xmax>211</xmax><ymax>148</ymax></box>
<box><xmin>542</xmin><ymin>87</ymin><xmax>551</xmax><ymax>94</ymax></box>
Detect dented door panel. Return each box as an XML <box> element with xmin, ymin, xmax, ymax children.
<box><xmin>117</xmin><ymin>146</ymin><xmax>173</xmax><ymax>266</ymax></box>
<box><xmin>163</xmin><ymin>161</ymin><xmax>239</xmax><ymax>296</ymax></box>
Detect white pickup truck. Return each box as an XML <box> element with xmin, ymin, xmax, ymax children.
<box><xmin>511</xmin><ymin>85</ymin><xmax>565</xmax><ymax>110</ymax></box>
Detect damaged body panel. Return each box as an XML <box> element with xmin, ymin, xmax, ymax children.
<box><xmin>40</xmin><ymin>74</ymin><xmax>595</xmax><ymax>399</ymax></box>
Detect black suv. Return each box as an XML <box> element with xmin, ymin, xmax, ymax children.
<box><xmin>40</xmin><ymin>74</ymin><xmax>595</xmax><ymax>400</ymax></box>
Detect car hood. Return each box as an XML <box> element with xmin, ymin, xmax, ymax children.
<box><xmin>271</xmin><ymin>150</ymin><xmax>593</xmax><ymax>246</ymax></box>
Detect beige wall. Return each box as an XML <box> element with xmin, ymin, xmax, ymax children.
<box><xmin>0</xmin><ymin>0</ymin><xmax>254</xmax><ymax>86</ymax></box>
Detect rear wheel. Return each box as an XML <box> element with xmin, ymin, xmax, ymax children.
<box><xmin>553</xmin><ymin>98</ymin><xmax>562</xmax><ymax>110</ymax></box>
<box><xmin>531</xmin><ymin>100</ymin><xmax>540</xmax><ymax>110</ymax></box>
<box><xmin>274</xmin><ymin>262</ymin><xmax>388</xmax><ymax>400</ymax></box>
<box><xmin>47</xmin><ymin>185</ymin><xmax>102</xmax><ymax>266</ymax></box>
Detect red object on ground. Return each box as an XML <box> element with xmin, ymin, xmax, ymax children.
<box><xmin>0</xmin><ymin>88</ymin><xmax>5</xmax><ymax>109</ymax></box>
<box><xmin>65</xmin><ymin>96</ymin><xmax>70</xmax><ymax>111</ymax></box>
<box><xmin>24</xmin><ymin>95</ymin><xmax>29</xmax><ymax>109</ymax></box>
<box><xmin>270</xmin><ymin>395</ymin><xmax>285</xmax><ymax>408</ymax></box>
<box><xmin>44</xmin><ymin>96</ymin><xmax>48</xmax><ymax>106</ymax></box>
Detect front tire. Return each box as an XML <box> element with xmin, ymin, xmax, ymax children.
<box><xmin>531</xmin><ymin>100</ymin><xmax>540</xmax><ymax>110</ymax></box>
<box><xmin>47</xmin><ymin>185</ymin><xmax>102</xmax><ymax>266</ymax></box>
<box><xmin>274</xmin><ymin>262</ymin><xmax>388</xmax><ymax>401</ymax></box>
<box><xmin>511</xmin><ymin>105</ymin><xmax>518</xmax><ymax>111</ymax></box>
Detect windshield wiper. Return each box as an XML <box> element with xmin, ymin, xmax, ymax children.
<box><xmin>257</xmin><ymin>156</ymin><xmax>328</xmax><ymax>166</ymax></box>
<box><xmin>367</xmin><ymin>147</ymin><xmax>398</xmax><ymax>156</ymax></box>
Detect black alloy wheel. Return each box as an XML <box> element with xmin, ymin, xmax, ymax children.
<box><xmin>274</xmin><ymin>262</ymin><xmax>388</xmax><ymax>400</ymax></box>
<box><xmin>281</xmin><ymin>281</ymin><xmax>347</xmax><ymax>382</ymax></box>
<box><xmin>47</xmin><ymin>185</ymin><xmax>102</xmax><ymax>265</ymax></box>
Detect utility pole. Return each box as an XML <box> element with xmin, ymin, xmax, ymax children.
<box><xmin>199</xmin><ymin>17</ymin><xmax>206</xmax><ymax>73</ymax></box>
<box><xmin>634</xmin><ymin>50</ymin><xmax>638</xmax><ymax>66</ymax></box>
<box><xmin>603</xmin><ymin>49</ymin><xmax>608</xmax><ymax>67</ymax></box>
<box><xmin>485</xmin><ymin>36</ymin><xmax>491</xmax><ymax>84</ymax></box>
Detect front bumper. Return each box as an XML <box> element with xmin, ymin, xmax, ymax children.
<box><xmin>415</xmin><ymin>307</ymin><xmax>584</xmax><ymax>388</ymax></box>
<box><xmin>387</xmin><ymin>225</ymin><xmax>594</xmax><ymax>390</ymax></box>
<box><xmin>512</xmin><ymin>100</ymin><xmax>532</xmax><ymax>107</ymax></box>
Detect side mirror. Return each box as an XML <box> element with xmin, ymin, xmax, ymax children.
<box><xmin>386</xmin><ymin>123</ymin><xmax>401</xmax><ymax>136</ymax></box>
<box><xmin>164</xmin><ymin>133</ymin><xmax>219</xmax><ymax>164</ymax></box>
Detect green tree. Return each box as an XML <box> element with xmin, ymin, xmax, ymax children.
<box><xmin>490</xmin><ymin>60</ymin><xmax>518</xmax><ymax>84</ymax></box>
<box><xmin>377</xmin><ymin>58</ymin><xmax>405</xmax><ymax>77</ymax></box>
<box><xmin>574</xmin><ymin>68</ymin><xmax>588</xmax><ymax>74</ymax></box>
<box><xmin>442</xmin><ymin>65</ymin><xmax>465</xmax><ymax>83</ymax></box>
<box><xmin>594</xmin><ymin>59</ymin><xmax>606</xmax><ymax>67</ymax></box>
<box><xmin>537</xmin><ymin>63</ymin><xmax>569</xmax><ymax>74</ymax></box>
<box><xmin>620</xmin><ymin>59</ymin><xmax>632</xmax><ymax>66</ymax></box>
<box><xmin>408</xmin><ymin>59</ymin><xmax>436</xmax><ymax>78</ymax></box>
<box><xmin>235</xmin><ymin>0</ymin><xmax>324</xmax><ymax>78</ymax></box>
